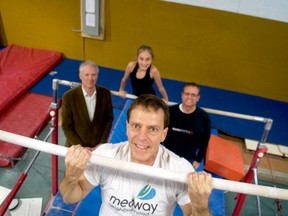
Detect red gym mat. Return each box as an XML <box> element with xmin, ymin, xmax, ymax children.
<box><xmin>0</xmin><ymin>44</ymin><xmax>62</xmax><ymax>167</ymax></box>
<box><xmin>0</xmin><ymin>92</ymin><xmax>53</xmax><ymax>167</ymax></box>
<box><xmin>0</xmin><ymin>44</ymin><xmax>62</xmax><ymax>114</ymax></box>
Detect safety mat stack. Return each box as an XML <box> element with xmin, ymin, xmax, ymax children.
<box><xmin>0</xmin><ymin>44</ymin><xmax>62</xmax><ymax>167</ymax></box>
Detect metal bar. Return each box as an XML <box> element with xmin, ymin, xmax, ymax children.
<box><xmin>0</xmin><ymin>130</ymin><xmax>287</xmax><ymax>201</ymax></box>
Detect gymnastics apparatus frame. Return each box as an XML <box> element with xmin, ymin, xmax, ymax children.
<box><xmin>0</xmin><ymin>78</ymin><xmax>286</xmax><ymax>216</ymax></box>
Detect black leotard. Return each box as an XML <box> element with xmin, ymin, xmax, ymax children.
<box><xmin>130</xmin><ymin>63</ymin><xmax>155</xmax><ymax>96</ymax></box>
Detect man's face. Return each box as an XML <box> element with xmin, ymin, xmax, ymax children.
<box><xmin>79</xmin><ymin>64</ymin><xmax>98</xmax><ymax>90</ymax></box>
<box><xmin>181</xmin><ymin>86</ymin><xmax>200</xmax><ymax>108</ymax></box>
<box><xmin>126</xmin><ymin>106</ymin><xmax>168</xmax><ymax>166</ymax></box>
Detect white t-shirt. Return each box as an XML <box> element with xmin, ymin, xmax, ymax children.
<box><xmin>84</xmin><ymin>141</ymin><xmax>194</xmax><ymax>216</ymax></box>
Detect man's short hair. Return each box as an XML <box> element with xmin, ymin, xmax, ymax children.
<box><xmin>79</xmin><ymin>60</ymin><xmax>99</xmax><ymax>75</ymax></box>
<box><xmin>127</xmin><ymin>94</ymin><xmax>170</xmax><ymax>128</ymax></box>
<box><xmin>182</xmin><ymin>82</ymin><xmax>201</xmax><ymax>94</ymax></box>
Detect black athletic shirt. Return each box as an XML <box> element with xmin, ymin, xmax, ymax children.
<box><xmin>164</xmin><ymin>104</ymin><xmax>211</xmax><ymax>163</ymax></box>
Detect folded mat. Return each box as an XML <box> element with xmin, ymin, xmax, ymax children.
<box><xmin>0</xmin><ymin>92</ymin><xmax>53</xmax><ymax>167</ymax></box>
<box><xmin>204</xmin><ymin>134</ymin><xmax>245</xmax><ymax>181</ymax></box>
<box><xmin>0</xmin><ymin>44</ymin><xmax>62</xmax><ymax>114</ymax></box>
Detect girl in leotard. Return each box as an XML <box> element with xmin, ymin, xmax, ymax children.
<box><xmin>118</xmin><ymin>45</ymin><xmax>169</xmax><ymax>103</ymax></box>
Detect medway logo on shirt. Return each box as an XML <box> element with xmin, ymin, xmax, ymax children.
<box><xmin>109</xmin><ymin>184</ymin><xmax>158</xmax><ymax>215</ymax></box>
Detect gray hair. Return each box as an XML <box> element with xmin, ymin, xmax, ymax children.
<box><xmin>79</xmin><ymin>60</ymin><xmax>99</xmax><ymax>75</ymax></box>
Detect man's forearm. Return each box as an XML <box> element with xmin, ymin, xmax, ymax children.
<box><xmin>190</xmin><ymin>206</ymin><xmax>212</xmax><ymax>216</ymax></box>
<box><xmin>59</xmin><ymin>177</ymin><xmax>84</xmax><ymax>204</ymax></box>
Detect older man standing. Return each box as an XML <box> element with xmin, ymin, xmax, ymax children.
<box><xmin>61</xmin><ymin>60</ymin><xmax>114</xmax><ymax>147</ymax></box>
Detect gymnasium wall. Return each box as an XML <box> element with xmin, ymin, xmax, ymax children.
<box><xmin>0</xmin><ymin>0</ymin><xmax>287</xmax><ymax>102</ymax></box>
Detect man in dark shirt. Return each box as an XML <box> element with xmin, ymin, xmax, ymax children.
<box><xmin>164</xmin><ymin>82</ymin><xmax>211</xmax><ymax>170</ymax></box>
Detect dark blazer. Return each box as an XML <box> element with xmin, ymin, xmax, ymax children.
<box><xmin>61</xmin><ymin>85</ymin><xmax>114</xmax><ymax>147</ymax></box>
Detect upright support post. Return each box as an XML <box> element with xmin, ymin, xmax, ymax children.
<box><xmin>51</xmin><ymin>79</ymin><xmax>59</xmax><ymax>196</ymax></box>
<box><xmin>232</xmin><ymin>119</ymin><xmax>272</xmax><ymax>216</ymax></box>
<box><xmin>49</xmin><ymin>79</ymin><xmax>80</xmax><ymax>196</ymax></box>
<box><xmin>253</xmin><ymin>164</ymin><xmax>261</xmax><ymax>216</ymax></box>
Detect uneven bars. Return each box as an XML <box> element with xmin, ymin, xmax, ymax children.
<box><xmin>53</xmin><ymin>79</ymin><xmax>269</xmax><ymax>122</ymax></box>
<box><xmin>202</xmin><ymin>108</ymin><xmax>266</xmax><ymax>122</ymax></box>
<box><xmin>0</xmin><ymin>130</ymin><xmax>287</xmax><ymax>201</ymax></box>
